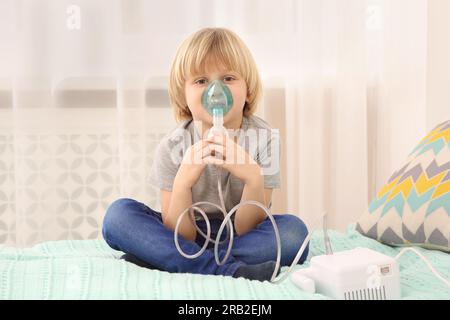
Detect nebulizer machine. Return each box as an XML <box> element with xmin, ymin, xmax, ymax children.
<box><xmin>172</xmin><ymin>79</ymin><xmax>450</xmax><ymax>298</ymax></box>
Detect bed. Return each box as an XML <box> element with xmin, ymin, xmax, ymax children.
<box><xmin>0</xmin><ymin>225</ymin><xmax>448</xmax><ymax>300</ymax></box>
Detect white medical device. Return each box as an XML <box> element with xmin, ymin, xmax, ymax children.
<box><xmin>290</xmin><ymin>247</ymin><xmax>401</xmax><ymax>300</ymax></box>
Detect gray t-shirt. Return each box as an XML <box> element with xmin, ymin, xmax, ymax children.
<box><xmin>147</xmin><ymin>115</ymin><xmax>281</xmax><ymax>218</ymax></box>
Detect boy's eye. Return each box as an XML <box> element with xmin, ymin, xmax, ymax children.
<box><xmin>194</xmin><ymin>78</ymin><xmax>208</xmax><ymax>85</ymax></box>
<box><xmin>223</xmin><ymin>76</ymin><xmax>235</xmax><ymax>82</ymax></box>
<box><xmin>195</xmin><ymin>79</ymin><xmax>206</xmax><ymax>85</ymax></box>
<box><xmin>194</xmin><ymin>76</ymin><xmax>235</xmax><ymax>85</ymax></box>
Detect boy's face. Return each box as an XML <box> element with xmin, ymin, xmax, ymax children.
<box><xmin>184</xmin><ymin>64</ymin><xmax>248</xmax><ymax>129</ymax></box>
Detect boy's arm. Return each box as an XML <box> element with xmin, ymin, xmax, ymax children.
<box><xmin>161</xmin><ymin>171</ymin><xmax>197</xmax><ymax>242</ymax></box>
<box><xmin>234</xmin><ymin>174</ymin><xmax>272</xmax><ymax>235</ymax></box>
<box><xmin>160</xmin><ymin>139</ymin><xmax>212</xmax><ymax>242</ymax></box>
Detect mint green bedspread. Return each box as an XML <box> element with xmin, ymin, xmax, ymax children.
<box><xmin>1</xmin><ymin>226</ymin><xmax>449</xmax><ymax>300</ymax></box>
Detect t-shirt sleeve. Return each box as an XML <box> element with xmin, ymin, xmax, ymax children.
<box><xmin>256</xmin><ymin>128</ymin><xmax>281</xmax><ymax>189</ymax></box>
<box><xmin>147</xmin><ymin>135</ymin><xmax>183</xmax><ymax>191</ymax></box>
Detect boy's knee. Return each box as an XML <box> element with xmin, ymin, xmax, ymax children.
<box><xmin>102</xmin><ymin>198</ymin><xmax>136</xmax><ymax>241</ymax></box>
<box><xmin>276</xmin><ymin>214</ymin><xmax>310</xmax><ymax>264</ymax></box>
<box><xmin>277</xmin><ymin>214</ymin><xmax>308</xmax><ymax>237</ymax></box>
<box><xmin>107</xmin><ymin>198</ymin><xmax>136</xmax><ymax>214</ymax></box>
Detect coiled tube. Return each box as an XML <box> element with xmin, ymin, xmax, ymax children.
<box><xmin>174</xmin><ymin>165</ymin><xmax>311</xmax><ymax>283</ymax></box>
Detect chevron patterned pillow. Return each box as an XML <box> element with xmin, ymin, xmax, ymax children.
<box><xmin>356</xmin><ymin>120</ymin><xmax>450</xmax><ymax>252</ymax></box>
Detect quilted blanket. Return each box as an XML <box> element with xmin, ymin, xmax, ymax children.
<box><xmin>0</xmin><ymin>226</ymin><xmax>449</xmax><ymax>299</ymax></box>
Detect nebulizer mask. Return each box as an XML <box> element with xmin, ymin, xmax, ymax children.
<box><xmin>202</xmin><ymin>79</ymin><xmax>233</xmax><ymax>139</ymax></box>
<box><xmin>173</xmin><ymin>79</ymin><xmax>311</xmax><ymax>283</ymax></box>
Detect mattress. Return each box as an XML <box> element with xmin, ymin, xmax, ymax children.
<box><xmin>0</xmin><ymin>225</ymin><xmax>449</xmax><ymax>299</ymax></box>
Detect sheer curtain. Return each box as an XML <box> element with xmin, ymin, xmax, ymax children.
<box><xmin>0</xmin><ymin>0</ymin><xmax>428</xmax><ymax>247</ymax></box>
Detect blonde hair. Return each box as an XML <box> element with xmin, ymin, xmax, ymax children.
<box><xmin>168</xmin><ymin>27</ymin><xmax>263</xmax><ymax>122</ymax></box>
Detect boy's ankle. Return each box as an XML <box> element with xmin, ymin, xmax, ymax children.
<box><xmin>232</xmin><ymin>261</ymin><xmax>279</xmax><ymax>282</ymax></box>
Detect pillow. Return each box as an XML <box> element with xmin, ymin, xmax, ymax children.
<box><xmin>356</xmin><ymin>120</ymin><xmax>450</xmax><ymax>252</ymax></box>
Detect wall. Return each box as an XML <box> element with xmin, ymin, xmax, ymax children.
<box><xmin>427</xmin><ymin>0</ymin><xmax>450</xmax><ymax>128</ymax></box>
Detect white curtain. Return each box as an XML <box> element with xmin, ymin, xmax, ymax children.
<box><xmin>280</xmin><ymin>0</ymin><xmax>428</xmax><ymax>232</ymax></box>
<box><xmin>0</xmin><ymin>0</ymin><xmax>429</xmax><ymax>247</ymax></box>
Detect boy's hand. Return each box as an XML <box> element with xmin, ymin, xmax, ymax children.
<box><xmin>205</xmin><ymin>133</ymin><xmax>262</xmax><ymax>185</ymax></box>
<box><xmin>176</xmin><ymin>139</ymin><xmax>211</xmax><ymax>188</ymax></box>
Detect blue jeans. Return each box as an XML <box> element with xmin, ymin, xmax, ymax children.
<box><xmin>102</xmin><ymin>198</ymin><xmax>309</xmax><ymax>277</ymax></box>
